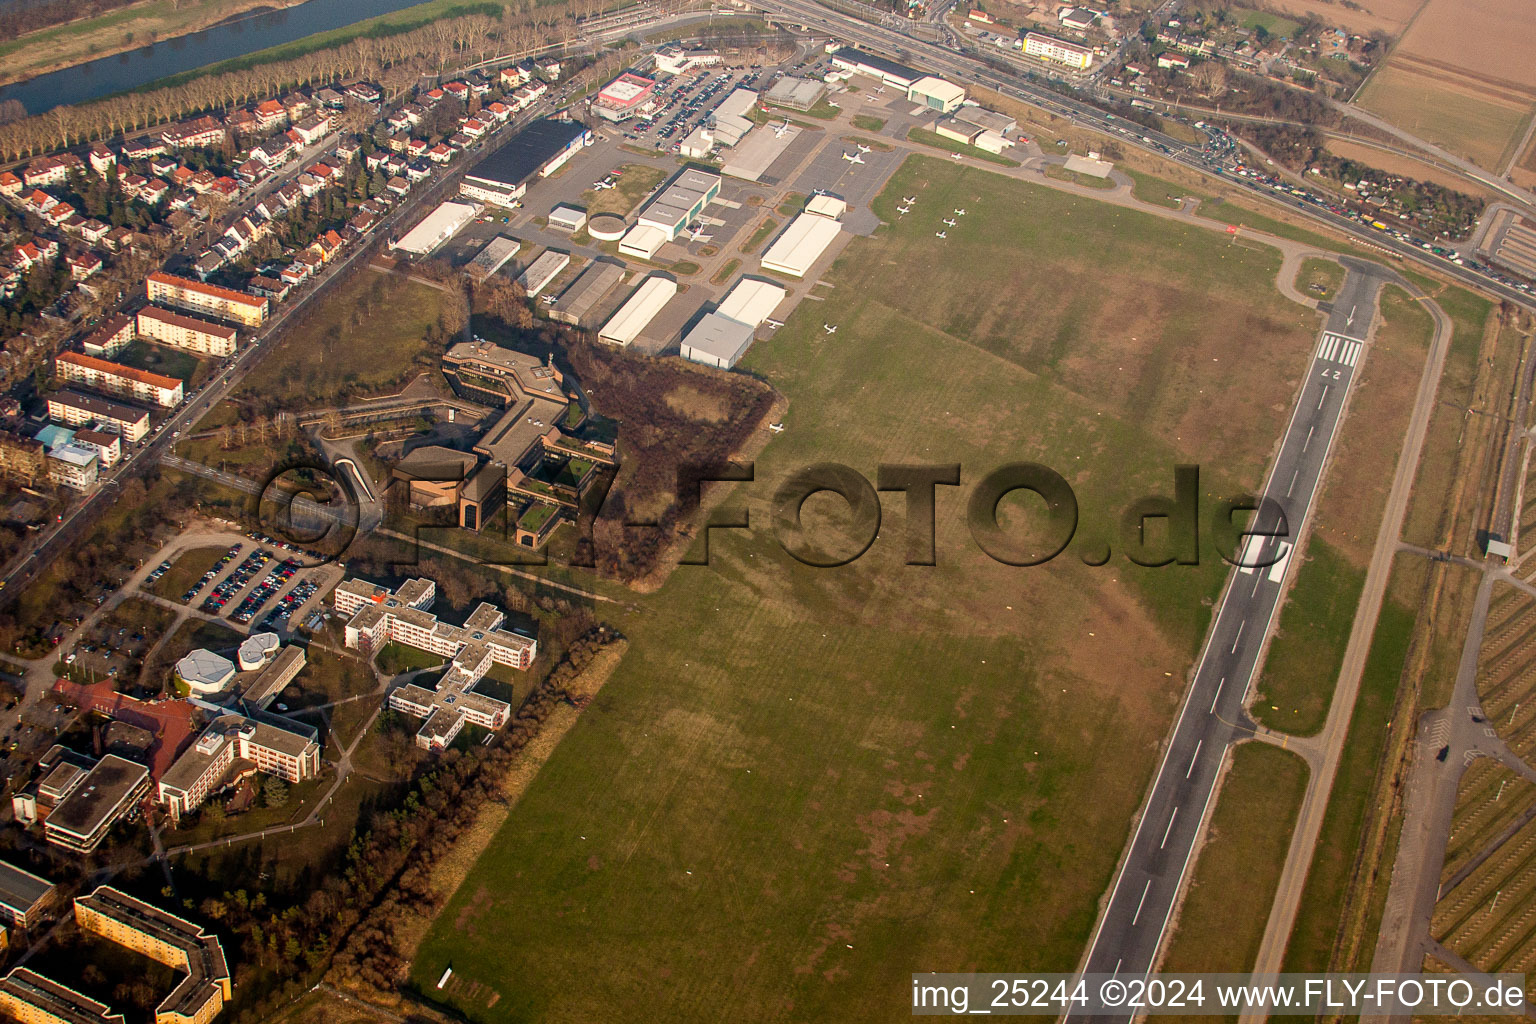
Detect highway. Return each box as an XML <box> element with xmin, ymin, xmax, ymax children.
<box><xmin>751</xmin><ymin>0</ymin><xmax>1536</xmax><ymax>312</ymax></box>
<box><xmin>1066</xmin><ymin>260</ymin><xmax>1393</xmax><ymax>1018</ymax></box>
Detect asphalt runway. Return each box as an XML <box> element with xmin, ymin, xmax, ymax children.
<box><xmin>1070</xmin><ymin>258</ymin><xmax>1395</xmax><ymax>1017</ymax></box>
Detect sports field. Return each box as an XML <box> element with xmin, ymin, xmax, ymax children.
<box><xmin>411</xmin><ymin>156</ymin><xmax>1321</xmax><ymax>1021</ymax></box>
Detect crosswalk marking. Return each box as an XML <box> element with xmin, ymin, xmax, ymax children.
<box><xmin>1317</xmin><ymin>332</ymin><xmax>1364</xmax><ymax>368</ymax></box>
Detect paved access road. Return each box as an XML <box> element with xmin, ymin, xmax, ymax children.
<box><xmin>1069</xmin><ymin>259</ymin><xmax>1395</xmax><ymax>1018</ymax></box>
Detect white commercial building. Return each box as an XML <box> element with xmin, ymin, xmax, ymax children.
<box><xmin>237</xmin><ymin>632</ymin><xmax>281</xmax><ymax>671</ymax></box>
<box><xmin>907</xmin><ymin>76</ymin><xmax>966</xmax><ymax>113</ymax></box>
<box><xmin>547</xmin><ymin>205</ymin><xmax>588</xmax><ymax>232</ymax></box>
<box><xmin>464</xmin><ymin>235</ymin><xmax>521</xmax><ymax>282</ymax></box>
<box><xmin>598</xmin><ymin>275</ymin><xmax>678</xmax><ymax>347</ymax></box>
<box><xmin>1025</xmin><ymin>32</ymin><xmax>1093</xmax><ymax>70</ymax></box>
<box><xmin>680</xmin><ymin>313</ymin><xmax>756</xmax><ymax>369</ymax></box>
<box><xmin>759</xmin><ymin>213</ymin><xmax>842</xmax><ymax>279</ymax></box>
<box><xmin>175</xmin><ymin>649</ymin><xmax>237</xmax><ymax>696</ymax></box>
<box><xmin>716</xmin><ymin>277</ymin><xmax>787</xmax><ymax>327</ymax></box>
<box><xmin>391</xmin><ymin>200</ymin><xmax>480</xmax><ymax>255</ymax></box>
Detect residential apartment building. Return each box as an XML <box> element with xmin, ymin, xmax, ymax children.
<box><xmin>47</xmin><ymin>444</ymin><xmax>99</xmax><ymax>491</ymax></box>
<box><xmin>0</xmin><ymin>967</ymin><xmax>125</xmax><ymax>1024</ymax></box>
<box><xmin>0</xmin><ymin>431</ymin><xmax>45</xmax><ymax>485</ymax></box>
<box><xmin>146</xmin><ymin>272</ymin><xmax>268</xmax><ymax>327</ymax></box>
<box><xmin>71</xmin><ymin>429</ymin><xmax>122</xmax><ymax>469</ymax></box>
<box><xmin>1025</xmin><ymin>32</ymin><xmax>1093</xmax><ymax>70</ymax></box>
<box><xmin>0</xmin><ymin>862</ymin><xmax>58</xmax><ymax>931</ymax></box>
<box><xmin>75</xmin><ymin>886</ymin><xmax>231</xmax><ymax>1024</ymax></box>
<box><xmin>136</xmin><ymin>306</ymin><xmax>238</xmax><ymax>357</ymax></box>
<box><xmin>158</xmin><ymin>713</ymin><xmax>320</xmax><ymax>823</ymax></box>
<box><xmin>46</xmin><ymin>390</ymin><xmax>151</xmax><ymax>442</ymax></box>
<box><xmin>56</xmin><ymin>352</ymin><xmax>183</xmax><ymax>408</ymax></box>
<box><xmin>80</xmin><ymin>313</ymin><xmax>134</xmax><ymax>358</ymax></box>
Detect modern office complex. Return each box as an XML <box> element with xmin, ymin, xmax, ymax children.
<box><xmin>157</xmin><ymin>712</ymin><xmax>320</xmax><ymax>823</ymax></box>
<box><xmin>42</xmin><ymin>754</ymin><xmax>149</xmax><ymax>854</ymax></box>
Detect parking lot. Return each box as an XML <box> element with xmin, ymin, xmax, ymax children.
<box><xmin>620</xmin><ymin>67</ymin><xmax>767</xmax><ymax>152</ymax></box>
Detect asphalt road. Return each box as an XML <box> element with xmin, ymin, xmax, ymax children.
<box><xmin>1068</xmin><ymin>260</ymin><xmax>1393</xmax><ymax>1016</ymax></box>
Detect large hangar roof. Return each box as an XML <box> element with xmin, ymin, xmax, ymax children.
<box><xmin>759</xmin><ymin>213</ymin><xmax>842</xmax><ymax>278</ymax></box>
<box><xmin>464</xmin><ymin>118</ymin><xmax>589</xmax><ymax>188</ymax></box>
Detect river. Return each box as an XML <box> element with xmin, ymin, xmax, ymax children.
<box><xmin>0</xmin><ymin>0</ymin><xmax>432</xmax><ymax>117</ymax></box>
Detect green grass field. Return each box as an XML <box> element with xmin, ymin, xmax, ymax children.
<box><xmin>1296</xmin><ymin>257</ymin><xmax>1344</xmax><ymax>301</ymax></box>
<box><xmin>1233</xmin><ymin>6</ymin><xmax>1301</xmax><ymax>38</ymax></box>
<box><xmin>148</xmin><ymin>545</ymin><xmax>228</xmax><ymax>600</ymax></box>
<box><xmin>232</xmin><ymin>269</ymin><xmax>447</xmax><ymax>409</ymax></box>
<box><xmin>411</xmin><ymin>156</ymin><xmax>1321</xmax><ymax>1022</ymax></box>
<box><xmin>1163</xmin><ymin>742</ymin><xmax>1309</xmax><ymax>973</ymax></box>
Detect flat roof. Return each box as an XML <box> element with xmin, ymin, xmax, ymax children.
<box><xmin>714</xmin><ymin>87</ymin><xmax>758</xmax><ymax>121</ymax></box>
<box><xmin>830</xmin><ymin>46</ymin><xmax>923</xmax><ymax>83</ymax></box>
<box><xmin>682</xmin><ymin>312</ymin><xmax>755</xmax><ymax>366</ymax></box>
<box><xmin>638</xmin><ymin>168</ymin><xmax>722</xmax><ymax>231</ymax></box>
<box><xmin>722</xmin><ymin>124</ymin><xmax>800</xmax><ymax>182</ymax></box>
<box><xmin>1026</xmin><ymin>31</ymin><xmax>1092</xmax><ymax>54</ymax></box>
<box><xmin>597</xmin><ymin>72</ymin><xmax>655</xmax><ymax>106</ymax></box>
<box><xmin>138</xmin><ymin>305</ymin><xmax>237</xmax><ymax>340</ymax></box>
<box><xmin>176</xmin><ymin>649</ymin><xmax>235</xmax><ymax>688</ymax></box>
<box><xmin>394</xmin><ymin>201</ymin><xmax>478</xmax><ymax>255</ymax></box>
<box><xmin>48</xmin><ymin>444</ymin><xmax>97</xmax><ymax>469</ymax></box>
<box><xmin>464</xmin><ymin>118</ymin><xmax>590</xmax><ymax>188</ymax></box>
<box><xmin>45</xmin><ymin>755</ymin><xmax>147</xmax><ymax>841</ymax></box>
<box><xmin>0</xmin><ymin>860</ymin><xmax>54</xmax><ymax>916</ymax></box>
<box><xmin>0</xmin><ymin>968</ymin><xmax>124</xmax><ymax>1024</ymax></box>
<box><xmin>57</xmin><ymin>351</ymin><xmax>181</xmax><ymax>391</ymax></box>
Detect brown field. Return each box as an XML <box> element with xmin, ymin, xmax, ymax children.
<box><xmin>1356</xmin><ymin>64</ymin><xmax>1532</xmax><ymax>172</ymax></box>
<box><xmin>1513</xmin><ymin>133</ymin><xmax>1536</xmax><ymax>189</ymax></box>
<box><xmin>1256</xmin><ymin>0</ymin><xmax>1422</xmax><ymax>38</ymax></box>
<box><xmin>1475</xmin><ymin>583</ymin><xmax>1536</xmax><ymax>765</ymax></box>
<box><xmin>1432</xmin><ymin>795</ymin><xmax>1536</xmax><ymax>975</ymax></box>
<box><xmin>1440</xmin><ymin>758</ymin><xmax>1536</xmax><ymax>885</ymax></box>
<box><xmin>1392</xmin><ymin>0</ymin><xmax>1536</xmax><ymax>97</ymax></box>
<box><xmin>1323</xmin><ymin>138</ymin><xmax>1497</xmax><ymax>198</ymax></box>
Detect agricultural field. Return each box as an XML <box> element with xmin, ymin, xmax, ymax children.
<box><xmin>411</xmin><ymin>156</ymin><xmax>1322</xmax><ymax>1022</ymax></box>
<box><xmin>1258</xmin><ymin>0</ymin><xmax>1420</xmax><ymax>37</ymax></box>
<box><xmin>1322</xmin><ymin>138</ymin><xmax>1496</xmax><ymax>198</ymax></box>
<box><xmin>1355</xmin><ymin>64</ymin><xmax>1533</xmax><ymax>173</ymax></box>
<box><xmin>1475</xmin><ymin>584</ymin><xmax>1536</xmax><ymax>765</ymax></box>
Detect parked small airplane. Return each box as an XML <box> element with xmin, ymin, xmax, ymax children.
<box><xmin>855</xmin><ymin>143</ymin><xmax>872</xmax><ymax>153</ymax></box>
<box><xmin>897</xmin><ymin>205</ymin><xmax>911</xmax><ymax>215</ymax></box>
<box><xmin>769</xmin><ymin>422</ymin><xmax>786</xmax><ymax>433</ymax></box>
<box><xmin>902</xmin><ymin>196</ymin><xmax>918</xmax><ymax>204</ymax></box>
<box><xmin>771</xmin><ymin>119</ymin><xmax>792</xmax><ymax>138</ymax></box>
<box><xmin>764</xmin><ymin>318</ymin><xmax>784</xmax><ymax>329</ymax></box>
<box><xmin>943</xmin><ymin>218</ymin><xmax>957</xmax><ymax>227</ymax></box>
<box><xmin>953</xmin><ymin>208</ymin><xmax>967</xmax><ymax>216</ymax></box>
<box><xmin>823</xmin><ymin>324</ymin><xmax>839</xmax><ymax>334</ymax></box>
<box><xmin>842</xmin><ymin>151</ymin><xmax>865</xmax><ymax>164</ymax></box>
<box><xmin>934</xmin><ymin>230</ymin><xmax>947</xmax><ymax>239</ymax></box>
<box><xmin>951</xmin><ymin>152</ymin><xmax>963</xmax><ymax>161</ymax></box>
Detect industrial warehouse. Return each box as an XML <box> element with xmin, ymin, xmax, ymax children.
<box><xmin>458</xmin><ymin>117</ymin><xmax>593</xmax><ymax>207</ymax></box>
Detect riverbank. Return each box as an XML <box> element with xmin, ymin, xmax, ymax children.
<box><xmin>0</xmin><ymin>0</ymin><xmax>307</xmax><ymax>89</ymax></box>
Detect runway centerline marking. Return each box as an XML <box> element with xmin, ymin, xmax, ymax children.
<box><xmin>1187</xmin><ymin>740</ymin><xmax>1203</xmax><ymax>777</ymax></box>
<box><xmin>1231</xmin><ymin>622</ymin><xmax>1245</xmax><ymax>653</ymax></box>
<box><xmin>1131</xmin><ymin>880</ymin><xmax>1152</xmax><ymax>926</ymax></box>
<box><xmin>1210</xmin><ymin>679</ymin><xmax>1225</xmax><ymax>713</ymax></box>
<box><xmin>1160</xmin><ymin>807</ymin><xmax>1180</xmax><ymax>848</ymax></box>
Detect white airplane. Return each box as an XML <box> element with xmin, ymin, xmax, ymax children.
<box><xmin>768</xmin><ymin>422</ymin><xmax>785</xmax><ymax>433</ymax></box>
<box><xmin>842</xmin><ymin>151</ymin><xmax>865</xmax><ymax>165</ymax></box>
<box><xmin>897</xmin><ymin>205</ymin><xmax>911</xmax><ymax>215</ymax></box>
<box><xmin>855</xmin><ymin>143</ymin><xmax>872</xmax><ymax>153</ymax></box>
<box><xmin>823</xmin><ymin>324</ymin><xmax>838</xmax><ymax>334</ymax></box>
<box><xmin>950</xmin><ymin>152</ymin><xmax>963</xmax><ymax>161</ymax></box>
<box><xmin>943</xmin><ymin>218</ymin><xmax>957</xmax><ymax>227</ymax></box>
<box><xmin>902</xmin><ymin>196</ymin><xmax>918</xmax><ymax>204</ymax></box>
<box><xmin>812</xmin><ymin>187</ymin><xmax>827</xmax><ymax>195</ymax></box>
<box><xmin>764</xmin><ymin>318</ymin><xmax>784</xmax><ymax>329</ymax></box>
<box><xmin>953</xmin><ymin>208</ymin><xmax>967</xmax><ymax>216</ymax></box>
<box><xmin>771</xmin><ymin>119</ymin><xmax>792</xmax><ymax>138</ymax></box>
<box><xmin>934</xmin><ymin>230</ymin><xmax>947</xmax><ymax>239</ymax></box>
